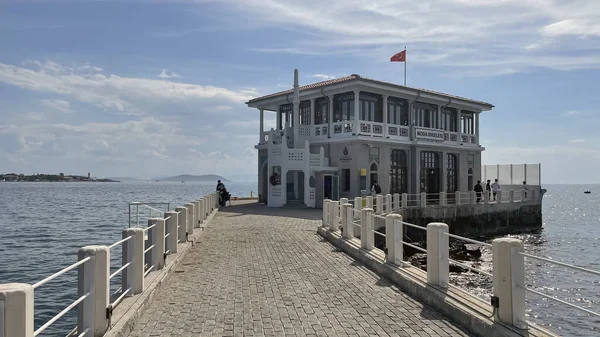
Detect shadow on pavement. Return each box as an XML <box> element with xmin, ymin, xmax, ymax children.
<box><xmin>217</xmin><ymin>200</ymin><xmax>322</xmax><ymax>220</ymax></box>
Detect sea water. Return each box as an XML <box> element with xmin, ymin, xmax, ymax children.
<box><xmin>0</xmin><ymin>182</ymin><xmax>598</xmax><ymax>336</ymax></box>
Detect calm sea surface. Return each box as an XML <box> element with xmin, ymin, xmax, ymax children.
<box><xmin>0</xmin><ymin>182</ymin><xmax>598</xmax><ymax>336</ymax></box>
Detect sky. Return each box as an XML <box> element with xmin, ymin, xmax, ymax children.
<box><xmin>1</xmin><ymin>0</ymin><xmax>599</xmax><ymax>183</ymax></box>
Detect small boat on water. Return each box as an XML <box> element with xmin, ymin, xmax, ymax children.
<box><xmin>584</xmin><ymin>190</ymin><xmax>591</xmax><ymax>194</ymax></box>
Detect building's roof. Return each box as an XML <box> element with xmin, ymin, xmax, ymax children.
<box><xmin>246</xmin><ymin>74</ymin><xmax>493</xmax><ymax>108</ymax></box>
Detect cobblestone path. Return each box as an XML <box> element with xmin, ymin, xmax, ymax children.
<box><xmin>128</xmin><ymin>202</ymin><xmax>472</xmax><ymax>337</ymax></box>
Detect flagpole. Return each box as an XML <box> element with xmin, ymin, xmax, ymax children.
<box><xmin>404</xmin><ymin>46</ymin><xmax>407</xmax><ymax>86</ymax></box>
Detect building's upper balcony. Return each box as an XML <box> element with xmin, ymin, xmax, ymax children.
<box><xmin>259</xmin><ymin>122</ymin><xmax>478</xmax><ymax>148</ymax></box>
<box><xmin>248</xmin><ymin>72</ymin><xmax>492</xmax><ymax>149</ymax></box>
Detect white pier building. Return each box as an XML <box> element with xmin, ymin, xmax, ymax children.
<box><xmin>247</xmin><ymin>70</ymin><xmax>493</xmax><ymax>208</ymax></box>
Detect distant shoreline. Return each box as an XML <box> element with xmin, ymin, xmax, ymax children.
<box><xmin>1</xmin><ymin>179</ymin><xmax>120</xmax><ymax>183</ymax></box>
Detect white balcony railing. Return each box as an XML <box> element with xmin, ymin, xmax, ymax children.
<box><xmin>261</xmin><ymin>124</ymin><xmax>478</xmax><ymax>145</ymax></box>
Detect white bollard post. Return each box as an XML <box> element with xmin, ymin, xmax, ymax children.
<box><xmin>520</xmin><ymin>189</ymin><xmax>526</xmax><ymax>202</ymax></box>
<box><xmin>354</xmin><ymin>197</ymin><xmax>362</xmax><ymax>212</ymax></box>
<box><xmin>401</xmin><ymin>193</ymin><xmax>408</xmax><ymax>208</ymax></box>
<box><xmin>426</xmin><ymin>222</ymin><xmax>449</xmax><ymax>288</ymax></box>
<box><xmin>455</xmin><ymin>191</ymin><xmax>461</xmax><ymax>205</ymax></box>
<box><xmin>322</xmin><ymin>199</ymin><xmax>330</xmax><ymax>226</ymax></box>
<box><xmin>0</xmin><ymin>283</ymin><xmax>34</xmax><ymax>337</ymax></box>
<box><xmin>155</xmin><ymin>218</ymin><xmax>166</xmax><ymax>269</ymax></box>
<box><xmin>376</xmin><ymin>195</ymin><xmax>383</xmax><ymax>214</ymax></box>
<box><xmin>509</xmin><ymin>190</ymin><xmax>515</xmax><ymax>203</ymax></box>
<box><xmin>329</xmin><ymin>202</ymin><xmax>338</xmax><ymax>231</ymax></box>
<box><xmin>175</xmin><ymin>207</ymin><xmax>187</xmax><ymax>242</ymax></box>
<box><xmin>420</xmin><ymin>192</ymin><xmax>427</xmax><ymax>207</ymax></box>
<box><xmin>496</xmin><ymin>190</ymin><xmax>502</xmax><ymax>204</ymax></box>
<box><xmin>145</xmin><ymin>220</ymin><xmax>155</xmax><ymax>270</ymax></box>
<box><xmin>164</xmin><ymin>211</ymin><xmax>178</xmax><ymax>254</ymax></box>
<box><xmin>366</xmin><ymin>196</ymin><xmax>373</xmax><ymax>209</ymax></box>
<box><xmin>392</xmin><ymin>193</ymin><xmax>400</xmax><ymax>210</ymax></box>
<box><xmin>341</xmin><ymin>203</ymin><xmax>351</xmax><ymax>239</ymax></box>
<box><xmin>122</xmin><ymin>228</ymin><xmax>144</xmax><ymax>295</ymax></box>
<box><xmin>206</xmin><ymin>196</ymin><xmax>210</xmax><ymax>215</ymax></box>
<box><xmin>384</xmin><ymin>194</ymin><xmax>392</xmax><ymax>213</ymax></box>
<box><xmin>471</xmin><ymin>191</ymin><xmax>477</xmax><ymax>204</ymax></box>
<box><xmin>360</xmin><ymin>208</ymin><xmax>374</xmax><ymax>250</ymax></box>
<box><xmin>492</xmin><ymin>238</ymin><xmax>526</xmax><ymax>329</ymax></box>
<box><xmin>344</xmin><ymin>205</ymin><xmax>354</xmax><ymax>239</ymax></box>
<box><xmin>198</xmin><ymin>199</ymin><xmax>205</xmax><ymax>225</ymax></box>
<box><xmin>148</xmin><ymin>218</ymin><xmax>166</xmax><ymax>270</ymax></box>
<box><xmin>78</xmin><ymin>245</ymin><xmax>109</xmax><ymax>337</ymax></box>
<box><xmin>439</xmin><ymin>191</ymin><xmax>446</xmax><ymax>206</ymax></box>
<box><xmin>385</xmin><ymin>214</ymin><xmax>402</xmax><ymax>264</ymax></box>
<box><xmin>191</xmin><ymin>200</ymin><xmax>199</xmax><ymax>227</ymax></box>
<box><xmin>484</xmin><ymin>191</ymin><xmax>490</xmax><ymax>204</ymax></box>
<box><xmin>185</xmin><ymin>203</ymin><xmax>195</xmax><ymax>235</ymax></box>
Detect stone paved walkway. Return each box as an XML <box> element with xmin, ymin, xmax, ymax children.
<box><xmin>128</xmin><ymin>202</ymin><xmax>473</xmax><ymax>337</ymax></box>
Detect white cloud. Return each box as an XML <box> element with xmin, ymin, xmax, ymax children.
<box><xmin>564</xmin><ymin>110</ymin><xmax>583</xmax><ymax>116</ymax></box>
<box><xmin>310</xmin><ymin>74</ymin><xmax>336</xmax><ymax>81</ymax></box>
<box><xmin>42</xmin><ymin>99</ymin><xmax>72</xmax><ymax>114</ymax></box>
<box><xmin>568</xmin><ymin>139</ymin><xmax>586</xmax><ymax>143</ymax></box>
<box><xmin>541</xmin><ymin>19</ymin><xmax>600</xmax><ymax>37</ymax></box>
<box><xmin>0</xmin><ymin>60</ymin><xmax>265</xmax><ymax>177</ymax></box>
<box><xmin>158</xmin><ymin>68</ymin><xmax>181</xmax><ymax>79</ymax></box>
<box><xmin>228</xmin><ymin>0</ymin><xmax>600</xmax><ymax>74</ymax></box>
<box><xmin>0</xmin><ymin>61</ymin><xmax>255</xmax><ymax>115</ymax></box>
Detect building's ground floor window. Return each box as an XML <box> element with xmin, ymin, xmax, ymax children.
<box><xmin>446</xmin><ymin>153</ymin><xmax>458</xmax><ymax>193</ymax></box>
<box><xmin>420</xmin><ymin>151</ymin><xmax>440</xmax><ymax>196</ymax></box>
<box><xmin>390</xmin><ymin>149</ymin><xmax>407</xmax><ymax>194</ymax></box>
<box><xmin>341</xmin><ymin>168</ymin><xmax>351</xmax><ymax>192</ymax></box>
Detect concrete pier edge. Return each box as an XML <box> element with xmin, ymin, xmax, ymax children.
<box><xmin>317</xmin><ymin>227</ymin><xmax>558</xmax><ymax>337</ymax></box>
<box><xmin>104</xmin><ymin>206</ymin><xmax>220</xmax><ymax>337</ymax></box>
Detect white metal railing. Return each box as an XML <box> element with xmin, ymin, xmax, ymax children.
<box><xmin>30</xmin><ymin>258</ymin><xmax>92</xmax><ymax>337</ymax></box>
<box><xmin>321</xmin><ymin>198</ymin><xmax>599</xmax><ymax>334</ymax></box>
<box><xmin>0</xmin><ymin>191</ymin><xmax>221</xmax><ymax>337</ymax></box>
<box><xmin>128</xmin><ymin>202</ymin><xmax>171</xmax><ymax>228</ymax></box>
<box><xmin>324</xmin><ymin>190</ymin><xmax>539</xmax><ymax>216</ymax></box>
<box><xmin>518</xmin><ymin>252</ymin><xmax>600</xmax><ymax>318</ymax></box>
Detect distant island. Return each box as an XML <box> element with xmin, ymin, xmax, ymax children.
<box><xmin>156</xmin><ymin>174</ymin><xmax>228</xmax><ymax>182</ymax></box>
<box><xmin>106</xmin><ymin>177</ymin><xmax>141</xmax><ymax>182</ymax></box>
<box><xmin>1</xmin><ymin>173</ymin><xmax>118</xmax><ymax>182</ymax></box>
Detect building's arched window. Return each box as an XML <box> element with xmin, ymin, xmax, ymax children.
<box><xmin>420</xmin><ymin>151</ymin><xmax>440</xmax><ymax>194</ymax></box>
<box><xmin>446</xmin><ymin>154</ymin><xmax>458</xmax><ymax>193</ymax></box>
<box><xmin>390</xmin><ymin>150</ymin><xmax>407</xmax><ymax>194</ymax></box>
<box><xmin>370</xmin><ymin>162</ymin><xmax>379</xmax><ymax>187</ymax></box>
<box><xmin>468</xmin><ymin>167</ymin><xmax>474</xmax><ymax>191</ymax></box>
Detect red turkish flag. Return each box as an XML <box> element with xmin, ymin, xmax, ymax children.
<box><xmin>390</xmin><ymin>50</ymin><xmax>406</xmax><ymax>62</ymax></box>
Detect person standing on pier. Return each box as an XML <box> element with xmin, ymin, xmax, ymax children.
<box><xmin>474</xmin><ymin>180</ymin><xmax>483</xmax><ymax>203</ymax></box>
<box><xmin>491</xmin><ymin>179</ymin><xmax>500</xmax><ymax>201</ymax></box>
<box><xmin>216</xmin><ymin>180</ymin><xmax>225</xmax><ymax>191</ymax></box>
<box><xmin>371</xmin><ymin>181</ymin><xmax>382</xmax><ymax>196</ymax></box>
<box><xmin>485</xmin><ymin>180</ymin><xmax>491</xmax><ymax>199</ymax></box>
<box><xmin>522</xmin><ymin>181</ymin><xmax>528</xmax><ymax>198</ymax></box>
